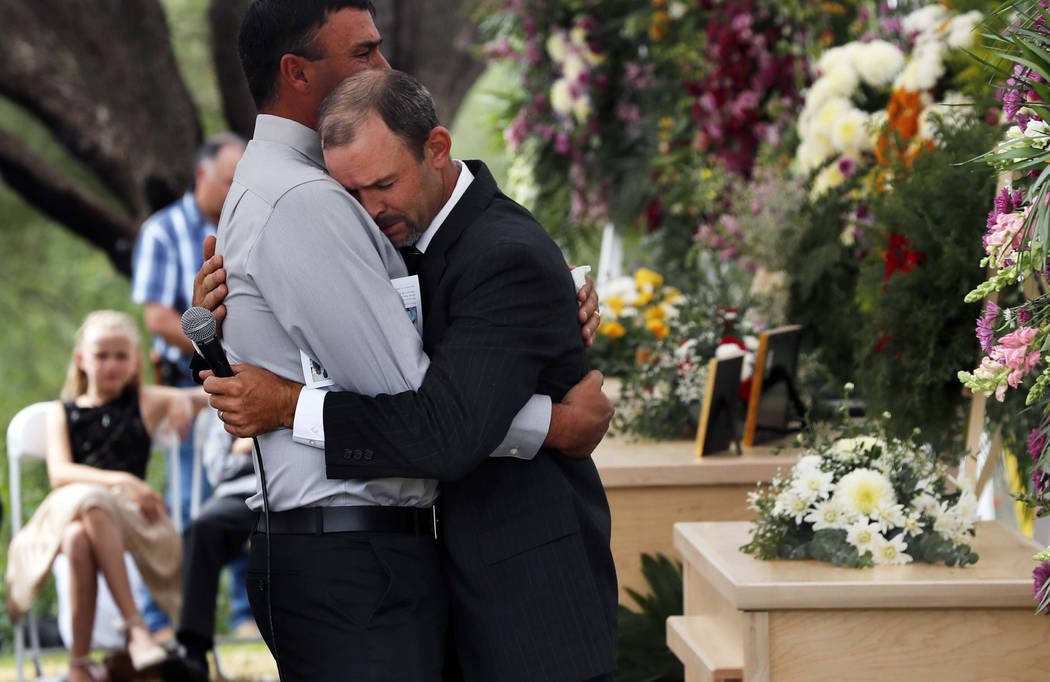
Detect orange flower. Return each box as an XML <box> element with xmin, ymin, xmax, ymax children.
<box><xmin>646</xmin><ymin>318</ymin><xmax>670</xmax><ymax>339</ymax></box>
<box><xmin>649</xmin><ymin>11</ymin><xmax>670</xmax><ymax>41</ymax></box>
<box><xmin>877</xmin><ymin>89</ymin><xmax>928</xmax><ymax>166</ymax></box>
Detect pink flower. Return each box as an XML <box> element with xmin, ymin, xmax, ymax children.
<box><xmin>990</xmin><ymin>326</ymin><xmax>1042</xmax><ymax>388</ymax></box>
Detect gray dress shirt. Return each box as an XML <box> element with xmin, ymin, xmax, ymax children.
<box><xmin>217</xmin><ymin>115</ymin><xmax>546</xmax><ymax>511</ymax></box>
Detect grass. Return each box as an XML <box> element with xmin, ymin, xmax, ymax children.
<box><xmin>0</xmin><ymin>639</ymin><xmax>277</xmax><ymax>681</ymax></box>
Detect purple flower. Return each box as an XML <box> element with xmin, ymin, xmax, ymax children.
<box><xmin>1019</xmin><ymin>305</ymin><xmax>1033</xmax><ymax>325</ymax></box>
<box><xmin>1033</xmin><ymin>561</ymin><xmax>1050</xmax><ymax>611</ymax></box>
<box><xmin>976</xmin><ymin>300</ymin><xmax>999</xmax><ymax>354</ymax></box>
<box><xmin>838</xmin><ymin>157</ymin><xmax>857</xmax><ymax>177</ymax></box>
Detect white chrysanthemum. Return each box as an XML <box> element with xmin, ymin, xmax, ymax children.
<box><xmin>831</xmin><ymin>107</ymin><xmax>872</xmax><ymax>155</ymax></box>
<box><xmin>854</xmin><ymin>40</ymin><xmax>905</xmax><ymax>87</ymax></box>
<box><xmin>821</xmin><ymin>64</ymin><xmax>860</xmax><ymax>99</ymax></box>
<box><xmin>504</xmin><ymin>153</ymin><xmax>539</xmax><ymax>209</ymax></box>
<box><xmin>872</xmin><ymin>533</ymin><xmax>912</xmax><ymax>566</ymax></box>
<box><xmin>903</xmin><ymin>510</ymin><xmax>923</xmax><ymax>534</ymax></box>
<box><xmin>795</xmin><ymin>139</ymin><xmax>833</xmax><ymax>175</ymax></box>
<box><xmin>903</xmin><ymin>4</ymin><xmax>950</xmax><ymax>37</ymax></box>
<box><xmin>1026</xmin><ymin>118</ymin><xmax>1050</xmax><ymax>150</ymax></box>
<box><xmin>840</xmin><ymin>225</ymin><xmax>856</xmax><ymax>247</ymax></box>
<box><xmin>773</xmin><ymin>490</ymin><xmax>811</xmax><ymax>523</ymax></box>
<box><xmin>911</xmin><ymin>492</ymin><xmax>940</xmax><ymax>517</ymax></box>
<box><xmin>805</xmin><ymin>499</ymin><xmax>845</xmax><ymax>531</ymax></box>
<box><xmin>669</xmin><ymin>1</ymin><xmax>688</xmax><ymax>19</ymax></box>
<box><xmin>795</xmin><ymin>454</ymin><xmax>823</xmax><ymax>472</ymax></box>
<box><xmin>603</xmin><ymin>276</ymin><xmax>638</xmax><ymax>301</ymax></box>
<box><xmin>619</xmin><ymin>306</ymin><xmax>638</xmax><ymax>319</ymax></box>
<box><xmin>546</xmin><ymin>31</ymin><xmax>569</xmax><ymax>63</ymax></box>
<box><xmin>846</xmin><ymin>521</ymin><xmax>881</xmax><ymax>555</ymax></box>
<box><xmin>833</xmin><ymin>468</ymin><xmax>897</xmax><ymax>518</ymax></box>
<box><xmin>816</xmin><ymin>43</ymin><xmax>861</xmax><ymax>77</ymax></box>
<box><xmin>792</xmin><ymin>466</ymin><xmax>835</xmax><ymax>504</ymax></box>
<box><xmin>550</xmin><ymin>78</ymin><xmax>574</xmax><ymax>117</ymax></box>
<box><xmin>810</xmin><ymin>163</ymin><xmax>846</xmax><ymax>199</ymax></box>
<box><xmin>816</xmin><ymin>97</ymin><xmax>852</xmax><ymax>132</ymax></box>
<box><xmin>894</xmin><ymin>47</ymin><xmax>946</xmax><ymax>92</ymax></box>
<box><xmin>947</xmin><ymin>11</ymin><xmax>982</xmax><ymax>50</ymax></box>
<box><xmin>870</xmin><ymin>499</ymin><xmax>906</xmax><ymax>533</ymax></box>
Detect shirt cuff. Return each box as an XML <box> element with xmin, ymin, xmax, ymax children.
<box><xmin>291</xmin><ymin>388</ymin><xmax>327</xmax><ymax>450</ymax></box>
<box><xmin>489</xmin><ymin>394</ymin><xmax>551</xmax><ymax>460</ymax></box>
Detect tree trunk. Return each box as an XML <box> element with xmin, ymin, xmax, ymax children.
<box><xmin>0</xmin><ymin>129</ymin><xmax>138</xmax><ymax>275</ymax></box>
<box><xmin>375</xmin><ymin>0</ymin><xmax>486</xmax><ymax>123</ymax></box>
<box><xmin>0</xmin><ymin>0</ymin><xmax>201</xmax><ymax>220</ymax></box>
<box><xmin>209</xmin><ymin>0</ymin><xmax>257</xmax><ymax>139</ymax></box>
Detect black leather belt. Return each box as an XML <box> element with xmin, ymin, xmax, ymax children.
<box><xmin>255</xmin><ymin>505</ymin><xmax>437</xmax><ymax>537</ymax></box>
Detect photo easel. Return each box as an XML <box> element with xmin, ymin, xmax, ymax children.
<box><xmin>694</xmin><ymin>354</ymin><xmax>744</xmax><ymax>457</ymax></box>
<box><xmin>743</xmin><ymin>325</ymin><xmax>805</xmax><ymax>446</ymax></box>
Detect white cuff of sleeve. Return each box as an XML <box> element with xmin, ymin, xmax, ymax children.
<box><xmin>489</xmin><ymin>394</ymin><xmax>551</xmax><ymax>460</ymax></box>
<box><xmin>291</xmin><ymin>387</ymin><xmax>327</xmax><ymax>449</ymax></box>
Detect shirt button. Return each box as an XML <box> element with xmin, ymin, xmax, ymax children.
<box><xmin>311</xmin><ymin>426</ymin><xmax>320</xmax><ymax>435</ymax></box>
<box><xmin>309</xmin><ymin>440</ymin><xmax>317</xmax><ymax>447</ymax></box>
<box><xmin>509</xmin><ymin>448</ymin><xmax>519</xmax><ymax>456</ymax></box>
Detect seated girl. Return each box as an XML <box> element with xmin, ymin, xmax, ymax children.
<box><xmin>6</xmin><ymin>310</ymin><xmax>209</xmax><ymax>681</ymax></box>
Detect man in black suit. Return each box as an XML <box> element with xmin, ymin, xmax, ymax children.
<box><xmin>203</xmin><ymin>68</ymin><xmax>617</xmax><ymax>681</ymax></box>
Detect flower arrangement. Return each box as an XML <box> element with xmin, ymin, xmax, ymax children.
<box><xmin>475</xmin><ymin>0</ymin><xmax>808</xmax><ymax>265</ymax></box>
<box><xmin>589</xmin><ymin>268</ymin><xmax>687</xmax><ymax>376</ymax></box>
<box><xmin>742</xmin><ymin>389</ymin><xmax>980</xmax><ymax>568</ymax></box>
<box><xmin>615</xmin><ymin>296</ymin><xmax>755</xmax><ymax>440</ymax></box>
<box><xmin>953</xmin><ymin>0</ymin><xmax>1050</xmax><ymax>613</ymax></box>
<box><xmin>796</xmin><ymin>2</ymin><xmax>983</xmax><ymax>197</ymax></box>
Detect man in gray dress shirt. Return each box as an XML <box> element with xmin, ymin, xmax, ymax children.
<box><xmin>178</xmin><ymin>2</ymin><xmax>609</xmax><ymax>681</ymax></box>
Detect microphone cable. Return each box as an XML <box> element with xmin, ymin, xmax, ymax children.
<box><xmin>250</xmin><ymin>435</ymin><xmax>283</xmax><ymax>680</ymax></box>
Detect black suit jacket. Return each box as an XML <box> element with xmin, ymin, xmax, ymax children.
<box><xmin>322</xmin><ymin>161</ymin><xmax>617</xmax><ymax>681</ymax></box>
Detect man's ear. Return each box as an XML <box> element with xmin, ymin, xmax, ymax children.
<box><xmin>279</xmin><ymin>53</ymin><xmax>313</xmax><ymax>97</ymax></box>
<box><xmin>424</xmin><ymin>127</ymin><xmax>452</xmax><ymax>169</ymax></box>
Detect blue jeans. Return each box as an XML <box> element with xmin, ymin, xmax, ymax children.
<box><xmin>227</xmin><ymin>552</ymin><xmax>252</xmax><ymax>628</ymax></box>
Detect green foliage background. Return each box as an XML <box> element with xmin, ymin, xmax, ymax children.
<box><xmin>854</xmin><ymin>119</ymin><xmax>1000</xmax><ymax>447</ymax></box>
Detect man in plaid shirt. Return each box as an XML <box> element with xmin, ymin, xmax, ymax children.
<box><xmin>130</xmin><ymin>132</ymin><xmax>247</xmax><ymax>637</ymax></box>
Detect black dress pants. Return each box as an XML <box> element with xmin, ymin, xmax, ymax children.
<box><xmin>177</xmin><ymin>493</ymin><xmax>255</xmax><ymax>648</ymax></box>
<box><xmin>246</xmin><ymin>529</ymin><xmax>447</xmax><ymax>682</ymax></box>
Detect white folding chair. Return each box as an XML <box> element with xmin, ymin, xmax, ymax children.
<box><xmin>7</xmin><ymin>402</ymin><xmax>181</xmax><ymax>681</ymax></box>
<box><xmin>8</xmin><ymin>401</ymin><xmax>50</xmax><ymax>682</ymax></box>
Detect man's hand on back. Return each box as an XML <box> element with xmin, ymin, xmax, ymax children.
<box><xmin>576</xmin><ymin>273</ymin><xmax>599</xmax><ymax>348</ymax></box>
<box><xmin>202</xmin><ymin>364</ymin><xmax>304</xmax><ymax>437</ymax></box>
<box><xmin>545</xmin><ymin>370</ymin><xmax>613</xmax><ymax>459</ymax></box>
<box><xmin>193</xmin><ymin>235</ymin><xmax>229</xmax><ymax>328</ymax></box>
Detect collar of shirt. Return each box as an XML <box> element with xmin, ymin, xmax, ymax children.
<box><xmin>253</xmin><ymin>114</ymin><xmax>325</xmax><ymax>169</ymax></box>
<box><xmin>415</xmin><ymin>160</ymin><xmax>474</xmax><ymax>254</ymax></box>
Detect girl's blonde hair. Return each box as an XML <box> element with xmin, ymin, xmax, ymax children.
<box><xmin>60</xmin><ymin>310</ymin><xmax>143</xmax><ymax>400</ymax></box>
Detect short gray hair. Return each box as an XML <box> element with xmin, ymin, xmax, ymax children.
<box><xmin>318</xmin><ymin>69</ymin><xmax>439</xmax><ymax>160</ymax></box>
<box><xmin>196</xmin><ymin>132</ymin><xmax>246</xmax><ymax>171</ymax></box>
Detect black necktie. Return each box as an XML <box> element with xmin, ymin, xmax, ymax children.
<box><xmin>400</xmin><ymin>246</ymin><xmax>423</xmax><ymax>275</ymax></box>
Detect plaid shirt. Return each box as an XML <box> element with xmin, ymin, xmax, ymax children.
<box><xmin>131</xmin><ymin>192</ymin><xmax>216</xmax><ymax>364</ymax></box>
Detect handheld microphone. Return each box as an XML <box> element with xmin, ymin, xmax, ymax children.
<box><xmin>181</xmin><ymin>306</ymin><xmax>234</xmax><ymax>378</ymax></box>
<box><xmin>180</xmin><ymin>305</ymin><xmax>283</xmax><ymax>675</ymax></box>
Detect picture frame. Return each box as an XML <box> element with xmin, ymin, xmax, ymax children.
<box><xmin>743</xmin><ymin>325</ymin><xmax>805</xmax><ymax>446</ymax></box>
<box><xmin>694</xmin><ymin>353</ymin><xmax>744</xmax><ymax>457</ymax></box>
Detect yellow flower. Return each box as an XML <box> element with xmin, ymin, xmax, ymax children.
<box><xmin>700</xmin><ymin>168</ymin><xmax>714</xmax><ymax>181</ymax></box>
<box><xmin>605</xmin><ymin>296</ymin><xmax>625</xmax><ymax>316</ymax></box>
<box><xmin>635</xmin><ymin>290</ymin><xmax>654</xmax><ymax>306</ymax></box>
<box><xmin>663</xmin><ymin>287</ymin><xmax>684</xmax><ymax>304</ymax></box>
<box><xmin>634</xmin><ymin>268</ymin><xmax>664</xmax><ymax>290</ymax></box>
<box><xmin>646</xmin><ymin>319</ymin><xmax>670</xmax><ymax>339</ymax></box>
<box><xmin>598</xmin><ymin>321</ymin><xmax>627</xmax><ymax>339</ymax></box>
<box><xmin>643</xmin><ymin>305</ymin><xmax>665</xmax><ymax>321</ymax></box>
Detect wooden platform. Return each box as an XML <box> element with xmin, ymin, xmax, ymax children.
<box><xmin>669</xmin><ymin>520</ymin><xmax>1050</xmax><ymax>681</ymax></box>
<box><xmin>593</xmin><ymin>433</ymin><xmax>797</xmax><ymax>603</ymax></box>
